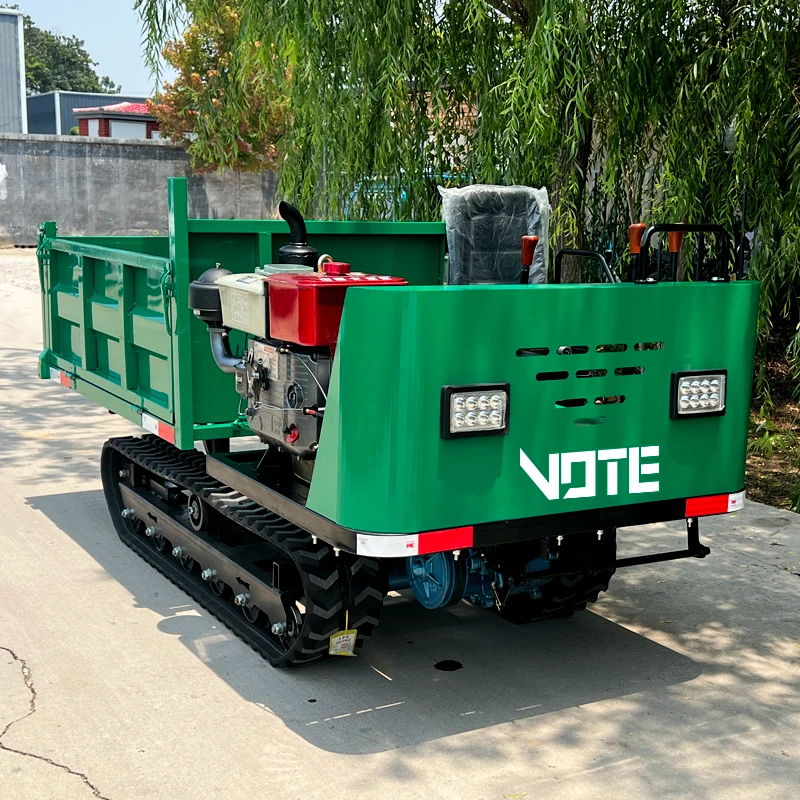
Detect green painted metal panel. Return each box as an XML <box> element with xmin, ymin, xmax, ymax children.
<box><xmin>39</xmin><ymin>235</ymin><xmax>175</xmax><ymax>422</ymax></box>
<box><xmin>185</xmin><ymin>223</ymin><xmax>445</xmax><ymax>286</ymax></box>
<box><xmin>59</xmin><ymin>236</ymin><xmax>170</xmax><ymax>258</ymax></box>
<box><xmin>187</xmin><ymin>218</ymin><xmax>446</xmax><ymax>235</ymax></box>
<box><xmin>168</xmin><ymin>178</ymin><xmax>194</xmax><ymax>448</ymax></box>
<box><xmin>307</xmin><ymin>281</ymin><xmax>760</xmax><ymax>533</ymax></box>
<box><xmin>49</xmin><ymin>239</ymin><xmax>171</xmax><ymax>273</ymax></box>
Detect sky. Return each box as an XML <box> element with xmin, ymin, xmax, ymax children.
<box><xmin>16</xmin><ymin>0</ymin><xmax>176</xmax><ymax>95</ymax></box>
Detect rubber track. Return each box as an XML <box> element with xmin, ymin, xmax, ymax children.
<box><xmin>103</xmin><ymin>435</ymin><xmax>380</xmax><ymax>667</ymax></box>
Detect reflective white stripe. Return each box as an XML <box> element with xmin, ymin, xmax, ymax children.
<box><xmin>727</xmin><ymin>490</ymin><xmax>745</xmax><ymax>512</ymax></box>
<box><xmin>356</xmin><ymin>533</ymin><xmax>418</xmax><ymax>557</ymax></box>
<box><xmin>141</xmin><ymin>413</ymin><xmax>160</xmax><ymax>436</ymax></box>
<box><xmin>49</xmin><ymin>368</ymin><xmax>70</xmax><ymax>387</ymax></box>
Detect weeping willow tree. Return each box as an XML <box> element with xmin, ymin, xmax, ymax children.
<box><xmin>138</xmin><ymin>0</ymin><xmax>800</xmax><ymax>393</ymax></box>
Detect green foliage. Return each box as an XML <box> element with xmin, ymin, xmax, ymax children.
<box><xmin>148</xmin><ymin>6</ymin><xmax>288</xmax><ymax>172</ymax></box>
<box><xmin>0</xmin><ymin>6</ymin><xmax>121</xmax><ymax>94</ymax></box>
<box><xmin>750</xmin><ymin>418</ymin><xmax>798</xmax><ymax>458</ymax></box>
<box><xmin>137</xmin><ymin>1</ymin><xmax>800</xmax><ymax>382</ymax></box>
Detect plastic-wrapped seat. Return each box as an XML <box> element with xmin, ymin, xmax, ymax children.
<box><xmin>439</xmin><ymin>184</ymin><xmax>550</xmax><ymax>285</ymax></box>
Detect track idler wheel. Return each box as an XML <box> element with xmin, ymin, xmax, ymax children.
<box><xmin>187</xmin><ymin>492</ymin><xmax>209</xmax><ymax>532</ymax></box>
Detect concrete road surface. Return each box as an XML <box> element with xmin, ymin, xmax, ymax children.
<box><xmin>1</xmin><ymin>249</ymin><xmax>799</xmax><ymax>799</ymax></box>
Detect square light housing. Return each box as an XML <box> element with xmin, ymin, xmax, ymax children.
<box><xmin>670</xmin><ymin>370</ymin><xmax>727</xmax><ymax>418</ymax></box>
<box><xmin>441</xmin><ymin>383</ymin><xmax>510</xmax><ymax>439</ymax></box>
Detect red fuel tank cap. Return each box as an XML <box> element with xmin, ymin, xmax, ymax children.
<box><xmin>322</xmin><ymin>261</ymin><xmax>351</xmax><ymax>276</ymax></box>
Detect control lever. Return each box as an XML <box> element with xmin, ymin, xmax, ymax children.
<box><xmin>668</xmin><ymin>229</ymin><xmax>684</xmax><ymax>282</ymax></box>
<box><xmin>520</xmin><ymin>235</ymin><xmax>539</xmax><ymax>285</ymax></box>
<box><xmin>628</xmin><ymin>223</ymin><xmax>646</xmax><ymax>281</ymax></box>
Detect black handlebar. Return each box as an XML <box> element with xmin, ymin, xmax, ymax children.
<box><xmin>636</xmin><ymin>223</ymin><xmax>734</xmax><ymax>283</ymax></box>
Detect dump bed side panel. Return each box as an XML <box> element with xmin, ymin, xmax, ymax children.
<box><xmin>39</xmin><ymin>238</ymin><xmax>175</xmax><ymax>425</ymax></box>
<box><xmin>308</xmin><ymin>281</ymin><xmax>760</xmax><ymax>533</ymax></box>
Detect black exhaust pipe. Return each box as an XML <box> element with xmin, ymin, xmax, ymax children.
<box><xmin>278</xmin><ymin>201</ymin><xmax>318</xmax><ymax>268</ymax></box>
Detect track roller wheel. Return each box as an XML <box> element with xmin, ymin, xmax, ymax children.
<box><xmin>180</xmin><ymin>555</ymin><xmax>195</xmax><ymax>572</ymax></box>
<box><xmin>152</xmin><ymin>533</ymin><xmax>169</xmax><ymax>552</ymax></box>
<box><xmin>187</xmin><ymin>492</ymin><xmax>209</xmax><ymax>532</ymax></box>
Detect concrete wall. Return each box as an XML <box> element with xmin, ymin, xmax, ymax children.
<box><xmin>0</xmin><ymin>133</ymin><xmax>279</xmax><ymax>245</ymax></box>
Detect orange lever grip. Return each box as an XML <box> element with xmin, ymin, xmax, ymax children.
<box><xmin>668</xmin><ymin>230</ymin><xmax>684</xmax><ymax>254</ymax></box>
<box><xmin>521</xmin><ymin>235</ymin><xmax>539</xmax><ymax>267</ymax></box>
<box><xmin>629</xmin><ymin>223</ymin><xmax>646</xmax><ymax>255</ymax></box>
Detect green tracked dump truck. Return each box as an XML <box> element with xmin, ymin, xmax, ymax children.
<box><xmin>37</xmin><ymin>178</ymin><xmax>758</xmax><ymax>666</ymax></box>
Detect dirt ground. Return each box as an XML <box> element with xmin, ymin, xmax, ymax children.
<box><xmin>746</xmin><ymin>356</ymin><xmax>800</xmax><ymax>511</ymax></box>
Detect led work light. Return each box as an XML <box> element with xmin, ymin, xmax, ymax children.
<box><xmin>441</xmin><ymin>384</ymin><xmax>510</xmax><ymax>439</ymax></box>
<box><xmin>670</xmin><ymin>370</ymin><xmax>726</xmax><ymax>418</ymax></box>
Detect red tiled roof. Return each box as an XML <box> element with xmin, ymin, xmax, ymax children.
<box><xmin>73</xmin><ymin>101</ymin><xmax>152</xmax><ymax>116</ymax></box>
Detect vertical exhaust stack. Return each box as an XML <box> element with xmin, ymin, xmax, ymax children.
<box><xmin>278</xmin><ymin>202</ymin><xmax>319</xmax><ymax>268</ymax></box>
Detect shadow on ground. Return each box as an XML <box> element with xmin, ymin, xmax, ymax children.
<box><xmin>0</xmin><ymin>346</ymin><xmax>139</xmax><ymax>485</ymax></box>
<box><xmin>28</xmin><ymin>488</ymin><xmax>701</xmax><ymax>755</ymax></box>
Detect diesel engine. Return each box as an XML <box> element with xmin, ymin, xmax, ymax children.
<box><xmin>188</xmin><ymin>201</ymin><xmax>405</xmax><ymax>480</ymax></box>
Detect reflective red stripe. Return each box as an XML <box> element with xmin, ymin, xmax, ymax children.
<box><xmin>157</xmin><ymin>422</ymin><xmax>175</xmax><ymax>444</ymax></box>
<box><xmin>417</xmin><ymin>526</ymin><xmax>473</xmax><ymax>555</ymax></box>
<box><xmin>686</xmin><ymin>494</ymin><xmax>730</xmax><ymax>517</ymax></box>
<box><xmin>142</xmin><ymin>413</ymin><xmax>175</xmax><ymax>444</ymax></box>
<box><xmin>58</xmin><ymin>371</ymin><xmax>70</xmax><ymax>387</ymax></box>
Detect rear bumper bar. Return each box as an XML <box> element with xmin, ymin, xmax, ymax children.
<box><xmin>207</xmin><ymin>451</ymin><xmax>742</xmax><ymax>560</ymax></box>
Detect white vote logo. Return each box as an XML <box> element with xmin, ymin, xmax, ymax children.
<box><xmin>520</xmin><ymin>446</ymin><xmax>660</xmax><ymax>500</ymax></box>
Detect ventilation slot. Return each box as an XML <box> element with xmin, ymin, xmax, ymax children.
<box><xmin>575</xmin><ymin>416</ymin><xmax>606</xmax><ymax>426</ymax></box>
<box><xmin>576</xmin><ymin>369</ymin><xmax>607</xmax><ymax>379</ymax></box>
<box><xmin>595</xmin><ymin>395</ymin><xmax>625</xmax><ymax>405</ymax></box>
<box><xmin>517</xmin><ymin>347</ymin><xmax>550</xmax><ymax>357</ymax></box>
<box><xmin>596</xmin><ymin>343</ymin><xmax>627</xmax><ymax>353</ymax></box>
<box><xmin>634</xmin><ymin>341</ymin><xmax>664</xmax><ymax>351</ymax></box>
<box><xmin>536</xmin><ymin>371</ymin><xmax>569</xmax><ymax>382</ymax></box>
<box><xmin>614</xmin><ymin>366</ymin><xmax>645</xmax><ymax>376</ymax></box>
<box><xmin>555</xmin><ymin>398</ymin><xmax>588</xmax><ymax>408</ymax></box>
<box><xmin>557</xmin><ymin>345</ymin><xmax>589</xmax><ymax>355</ymax></box>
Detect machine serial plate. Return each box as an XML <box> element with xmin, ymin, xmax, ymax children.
<box><xmin>252</xmin><ymin>341</ymin><xmax>280</xmax><ymax>381</ymax></box>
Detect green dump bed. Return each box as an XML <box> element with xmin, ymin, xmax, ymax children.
<box><xmin>37</xmin><ymin>178</ymin><xmax>446</xmax><ymax>450</ymax></box>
